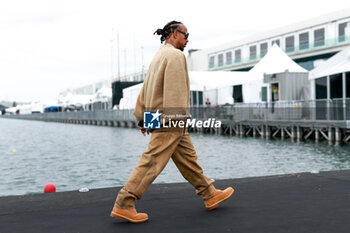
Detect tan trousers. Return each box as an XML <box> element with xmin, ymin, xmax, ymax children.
<box><xmin>115</xmin><ymin>129</ymin><xmax>216</xmax><ymax>209</ymax></box>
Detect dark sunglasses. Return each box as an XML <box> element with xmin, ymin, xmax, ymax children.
<box><xmin>177</xmin><ymin>29</ymin><xmax>189</xmax><ymax>39</ymax></box>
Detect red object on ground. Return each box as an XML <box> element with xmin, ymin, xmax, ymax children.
<box><xmin>44</xmin><ymin>183</ymin><xmax>56</xmax><ymax>193</ymax></box>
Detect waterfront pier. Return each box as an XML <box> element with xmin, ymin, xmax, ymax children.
<box><xmin>2</xmin><ymin>102</ymin><xmax>350</xmax><ymax>143</ymax></box>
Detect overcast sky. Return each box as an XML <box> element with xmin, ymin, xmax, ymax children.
<box><xmin>1</xmin><ymin>0</ymin><xmax>350</xmax><ymax>102</ymax></box>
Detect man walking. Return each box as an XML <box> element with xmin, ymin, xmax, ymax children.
<box><xmin>110</xmin><ymin>21</ymin><xmax>234</xmax><ymax>223</ymax></box>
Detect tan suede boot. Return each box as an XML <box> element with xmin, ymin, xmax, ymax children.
<box><xmin>110</xmin><ymin>206</ymin><xmax>148</xmax><ymax>223</ymax></box>
<box><xmin>204</xmin><ymin>187</ymin><xmax>234</xmax><ymax>210</ymax></box>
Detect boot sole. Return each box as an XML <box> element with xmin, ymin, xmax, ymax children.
<box><xmin>206</xmin><ymin>188</ymin><xmax>234</xmax><ymax>210</ymax></box>
<box><xmin>110</xmin><ymin>211</ymin><xmax>148</xmax><ymax>223</ymax></box>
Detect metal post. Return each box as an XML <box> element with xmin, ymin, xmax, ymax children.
<box><xmin>335</xmin><ymin>128</ymin><xmax>341</xmax><ymax>143</ymax></box>
<box><xmin>240</xmin><ymin>124</ymin><xmax>244</xmax><ymax>137</ymax></box>
<box><xmin>265</xmin><ymin>126</ymin><xmax>270</xmax><ymax>139</ymax></box>
<box><xmin>328</xmin><ymin>127</ymin><xmax>334</xmax><ymax>143</ymax></box>
<box><xmin>291</xmin><ymin>126</ymin><xmax>296</xmax><ymax>140</ymax></box>
<box><xmin>296</xmin><ymin>126</ymin><xmax>301</xmax><ymax>141</ymax></box>
<box><xmin>343</xmin><ymin>72</ymin><xmax>346</xmax><ymax>120</ymax></box>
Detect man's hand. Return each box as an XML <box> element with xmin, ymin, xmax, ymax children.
<box><xmin>138</xmin><ymin>121</ymin><xmax>150</xmax><ymax>136</ymax></box>
<box><xmin>139</xmin><ymin>126</ymin><xmax>150</xmax><ymax>136</ymax></box>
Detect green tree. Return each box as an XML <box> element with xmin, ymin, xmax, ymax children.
<box><xmin>12</xmin><ymin>101</ymin><xmax>17</xmax><ymax>107</ymax></box>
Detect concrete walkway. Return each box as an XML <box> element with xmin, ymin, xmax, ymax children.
<box><xmin>1</xmin><ymin>170</ymin><xmax>349</xmax><ymax>233</ymax></box>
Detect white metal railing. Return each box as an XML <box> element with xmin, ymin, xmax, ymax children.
<box><xmin>2</xmin><ymin>99</ymin><xmax>350</xmax><ymax>122</ymax></box>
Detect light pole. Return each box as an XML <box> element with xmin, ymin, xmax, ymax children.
<box><xmin>141</xmin><ymin>46</ymin><xmax>144</xmax><ymax>81</ymax></box>
<box><xmin>117</xmin><ymin>32</ymin><xmax>120</xmax><ymax>81</ymax></box>
<box><xmin>110</xmin><ymin>39</ymin><xmax>114</xmax><ymax>80</ymax></box>
<box><xmin>123</xmin><ymin>49</ymin><xmax>127</xmax><ymax>81</ymax></box>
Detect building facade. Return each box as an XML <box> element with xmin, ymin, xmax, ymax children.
<box><xmin>188</xmin><ymin>8</ymin><xmax>350</xmax><ymax>72</ymax></box>
<box><xmin>113</xmin><ymin>69</ymin><xmax>148</xmax><ymax>82</ymax></box>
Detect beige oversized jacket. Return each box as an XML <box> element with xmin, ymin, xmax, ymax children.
<box><xmin>134</xmin><ymin>44</ymin><xmax>190</xmax><ymax>122</ymax></box>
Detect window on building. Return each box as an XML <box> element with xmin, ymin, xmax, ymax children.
<box><xmin>272</xmin><ymin>39</ymin><xmax>280</xmax><ymax>47</ymax></box>
<box><xmin>299</xmin><ymin>60</ymin><xmax>314</xmax><ymax>70</ymax></box>
<box><xmin>198</xmin><ymin>91</ymin><xmax>203</xmax><ymax>105</ymax></box>
<box><xmin>260</xmin><ymin>43</ymin><xmax>268</xmax><ymax>57</ymax></box>
<box><xmin>233</xmin><ymin>85</ymin><xmax>243</xmax><ymax>103</ymax></box>
<box><xmin>330</xmin><ymin>74</ymin><xmax>343</xmax><ymax>99</ymax></box>
<box><xmin>339</xmin><ymin>22</ymin><xmax>348</xmax><ymax>42</ymax></box>
<box><xmin>314</xmin><ymin>28</ymin><xmax>325</xmax><ymax>47</ymax></box>
<box><xmin>315</xmin><ymin>77</ymin><xmax>327</xmax><ymax>99</ymax></box>
<box><xmin>226</xmin><ymin>51</ymin><xmax>232</xmax><ymax>65</ymax></box>
<box><xmin>285</xmin><ymin>36</ymin><xmax>295</xmax><ymax>52</ymax></box>
<box><xmin>235</xmin><ymin>49</ymin><xmax>241</xmax><ymax>62</ymax></box>
<box><xmin>218</xmin><ymin>54</ymin><xmax>224</xmax><ymax>66</ymax></box>
<box><xmin>346</xmin><ymin>72</ymin><xmax>350</xmax><ymax>98</ymax></box>
<box><xmin>249</xmin><ymin>45</ymin><xmax>256</xmax><ymax>60</ymax></box>
<box><xmin>261</xmin><ymin>87</ymin><xmax>267</xmax><ymax>102</ymax></box>
<box><xmin>209</xmin><ymin>56</ymin><xmax>215</xmax><ymax>68</ymax></box>
<box><xmin>299</xmin><ymin>32</ymin><xmax>309</xmax><ymax>50</ymax></box>
<box><xmin>190</xmin><ymin>91</ymin><xmax>203</xmax><ymax>106</ymax></box>
<box><xmin>191</xmin><ymin>91</ymin><xmax>197</xmax><ymax>105</ymax></box>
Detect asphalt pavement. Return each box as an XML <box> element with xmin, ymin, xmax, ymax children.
<box><xmin>1</xmin><ymin>169</ymin><xmax>350</xmax><ymax>233</ymax></box>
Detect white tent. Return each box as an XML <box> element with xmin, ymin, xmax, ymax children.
<box><xmin>95</xmin><ymin>85</ymin><xmax>112</xmax><ymax>99</ymax></box>
<box><xmin>249</xmin><ymin>44</ymin><xmax>308</xmax><ymax>102</ymax></box>
<box><xmin>119</xmin><ymin>71</ymin><xmax>253</xmax><ymax>108</ymax></box>
<box><xmin>58</xmin><ymin>92</ymin><xmax>94</xmax><ymax>107</ymax></box>
<box><xmin>189</xmin><ymin>71</ymin><xmax>260</xmax><ymax>104</ymax></box>
<box><xmin>9</xmin><ymin>100</ymin><xmax>59</xmax><ymax>114</ymax></box>
<box><xmin>309</xmin><ymin>46</ymin><xmax>350</xmax><ymax>100</ymax></box>
<box><xmin>119</xmin><ymin>83</ymin><xmax>144</xmax><ymax>110</ymax></box>
<box><xmin>249</xmin><ymin>44</ymin><xmax>308</xmax><ymax>76</ymax></box>
<box><xmin>5</xmin><ymin>107</ymin><xmax>17</xmax><ymax>114</ymax></box>
<box><xmin>90</xmin><ymin>85</ymin><xmax>112</xmax><ymax>110</ymax></box>
<box><xmin>6</xmin><ymin>102</ymin><xmax>37</xmax><ymax>114</ymax></box>
<box><xmin>309</xmin><ymin>46</ymin><xmax>350</xmax><ymax>79</ymax></box>
<box><xmin>189</xmin><ymin>71</ymin><xmax>249</xmax><ymax>90</ymax></box>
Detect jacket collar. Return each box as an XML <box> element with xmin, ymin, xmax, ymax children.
<box><xmin>164</xmin><ymin>43</ymin><xmax>175</xmax><ymax>48</ymax></box>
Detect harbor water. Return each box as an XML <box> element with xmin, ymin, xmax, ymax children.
<box><xmin>1</xmin><ymin>118</ymin><xmax>350</xmax><ymax>197</ymax></box>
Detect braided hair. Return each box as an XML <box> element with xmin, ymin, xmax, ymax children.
<box><xmin>154</xmin><ymin>20</ymin><xmax>182</xmax><ymax>43</ymax></box>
